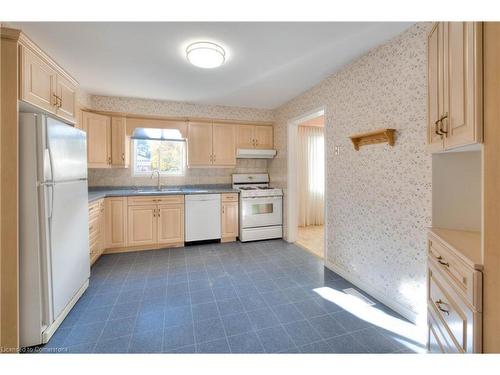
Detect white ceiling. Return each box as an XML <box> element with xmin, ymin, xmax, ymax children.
<box><xmin>13</xmin><ymin>22</ymin><xmax>413</xmax><ymax>109</ymax></box>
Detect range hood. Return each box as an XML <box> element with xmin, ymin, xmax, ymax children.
<box><xmin>236</xmin><ymin>148</ymin><xmax>277</xmax><ymax>159</ymax></box>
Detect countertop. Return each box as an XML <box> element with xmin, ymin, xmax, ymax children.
<box><xmin>428</xmin><ymin>227</ymin><xmax>483</xmax><ymax>270</ymax></box>
<box><xmin>88</xmin><ymin>185</ymin><xmax>239</xmax><ymax>203</ymax></box>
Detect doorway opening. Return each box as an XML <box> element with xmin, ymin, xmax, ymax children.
<box><xmin>287</xmin><ymin>109</ymin><xmax>326</xmax><ymax>259</ymax></box>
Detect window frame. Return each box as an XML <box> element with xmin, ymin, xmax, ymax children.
<box><xmin>130</xmin><ymin>138</ymin><xmax>187</xmax><ymax>177</ymax></box>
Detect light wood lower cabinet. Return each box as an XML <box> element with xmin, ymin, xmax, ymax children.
<box><xmin>88</xmin><ymin>199</ymin><xmax>105</xmax><ymax>265</ymax></box>
<box><xmin>127</xmin><ymin>205</ymin><xmax>157</xmax><ymax>247</ymax></box>
<box><xmin>221</xmin><ymin>193</ymin><xmax>239</xmax><ymax>242</ymax></box>
<box><xmin>158</xmin><ymin>204</ymin><xmax>184</xmax><ymax>245</ymax></box>
<box><xmin>127</xmin><ymin>195</ymin><xmax>185</xmax><ymax>249</ymax></box>
<box><xmin>105</xmin><ymin>197</ymin><xmax>127</xmax><ymax>249</ymax></box>
<box><xmin>427</xmin><ymin>229</ymin><xmax>483</xmax><ymax>353</ymax></box>
<box><xmin>89</xmin><ymin>194</ymin><xmax>249</xmax><ymax>261</ymax></box>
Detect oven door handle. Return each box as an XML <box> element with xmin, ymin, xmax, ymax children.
<box><xmin>242</xmin><ymin>196</ymin><xmax>282</xmax><ymax>200</ymax></box>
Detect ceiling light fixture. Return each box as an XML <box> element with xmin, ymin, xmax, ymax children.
<box><xmin>186</xmin><ymin>41</ymin><xmax>225</xmax><ymax>69</ymax></box>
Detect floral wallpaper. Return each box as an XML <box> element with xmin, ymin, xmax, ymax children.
<box><xmin>91</xmin><ymin>95</ymin><xmax>274</xmax><ymax>122</ymax></box>
<box><xmin>87</xmin><ymin>95</ymin><xmax>273</xmax><ymax>187</ymax></box>
<box><xmin>269</xmin><ymin>23</ymin><xmax>432</xmax><ymax>319</ymax></box>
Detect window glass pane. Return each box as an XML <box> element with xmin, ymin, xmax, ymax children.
<box><xmin>251</xmin><ymin>203</ymin><xmax>274</xmax><ymax>215</ymax></box>
<box><xmin>133</xmin><ymin>139</ymin><xmax>185</xmax><ymax>176</ymax></box>
<box><xmin>132</xmin><ymin>128</ymin><xmax>183</xmax><ymax>140</ymax></box>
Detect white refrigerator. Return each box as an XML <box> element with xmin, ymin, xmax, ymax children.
<box><xmin>19</xmin><ymin>113</ymin><xmax>90</xmax><ymax>347</ymax></box>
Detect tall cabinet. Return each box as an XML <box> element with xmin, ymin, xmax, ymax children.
<box><xmin>427</xmin><ymin>22</ymin><xmax>486</xmax><ymax>353</ymax></box>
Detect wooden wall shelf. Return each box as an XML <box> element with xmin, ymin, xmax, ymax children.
<box><xmin>349</xmin><ymin>128</ymin><xmax>396</xmax><ymax>151</ymax></box>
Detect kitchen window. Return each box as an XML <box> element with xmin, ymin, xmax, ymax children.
<box><xmin>131</xmin><ymin>128</ymin><xmax>186</xmax><ymax>176</ymax></box>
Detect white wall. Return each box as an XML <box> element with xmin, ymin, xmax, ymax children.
<box><xmin>432</xmin><ymin>151</ymin><xmax>482</xmax><ymax>232</ymax></box>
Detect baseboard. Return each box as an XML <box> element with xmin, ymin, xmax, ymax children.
<box><xmin>324</xmin><ymin>259</ymin><xmax>418</xmax><ymax>324</ymax></box>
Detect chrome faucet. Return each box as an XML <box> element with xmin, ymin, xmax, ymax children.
<box><xmin>151</xmin><ymin>170</ymin><xmax>161</xmax><ymax>190</ymax></box>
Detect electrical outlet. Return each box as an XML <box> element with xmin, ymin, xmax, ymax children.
<box><xmin>334</xmin><ymin>145</ymin><xmax>341</xmax><ymax>155</ymax></box>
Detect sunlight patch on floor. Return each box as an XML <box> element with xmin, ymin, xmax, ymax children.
<box><xmin>313</xmin><ymin>286</ymin><xmax>427</xmax><ymax>352</ymax></box>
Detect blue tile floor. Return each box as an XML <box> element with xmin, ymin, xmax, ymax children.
<box><xmin>40</xmin><ymin>240</ymin><xmax>424</xmax><ymax>353</ymax></box>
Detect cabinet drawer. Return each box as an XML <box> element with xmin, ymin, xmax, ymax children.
<box><xmin>88</xmin><ymin>200</ymin><xmax>101</xmax><ymax>216</ymax></box>
<box><xmin>127</xmin><ymin>195</ymin><xmax>184</xmax><ymax>206</ymax></box>
<box><xmin>88</xmin><ymin>218</ymin><xmax>100</xmax><ymax>234</ymax></box>
<box><xmin>89</xmin><ymin>238</ymin><xmax>100</xmax><ymax>254</ymax></box>
<box><xmin>428</xmin><ymin>237</ymin><xmax>482</xmax><ymax>310</ymax></box>
<box><xmin>221</xmin><ymin>193</ymin><xmax>238</xmax><ymax>202</ymax></box>
<box><xmin>428</xmin><ymin>307</ymin><xmax>459</xmax><ymax>353</ymax></box>
<box><xmin>428</xmin><ymin>264</ymin><xmax>481</xmax><ymax>353</ymax></box>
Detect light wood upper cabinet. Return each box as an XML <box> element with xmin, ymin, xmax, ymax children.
<box><xmin>212</xmin><ymin>123</ymin><xmax>236</xmax><ymax>166</ymax></box>
<box><xmin>236</xmin><ymin>124</ymin><xmax>273</xmax><ymax>149</ymax></box>
<box><xmin>111</xmin><ymin>116</ymin><xmax>130</xmax><ymax>168</ymax></box>
<box><xmin>19</xmin><ymin>46</ymin><xmax>57</xmax><ymax>113</ymax></box>
<box><xmin>19</xmin><ymin>43</ymin><xmax>78</xmax><ymax>123</ymax></box>
<box><xmin>127</xmin><ymin>205</ymin><xmax>157</xmax><ymax>247</ymax></box>
<box><xmin>105</xmin><ymin>197</ymin><xmax>127</xmax><ymax>249</ymax></box>
<box><xmin>187</xmin><ymin>122</ymin><xmax>213</xmax><ymax>166</ymax></box>
<box><xmin>427</xmin><ymin>22</ymin><xmax>482</xmax><ymax>152</ymax></box>
<box><xmin>157</xmin><ymin>204</ymin><xmax>184</xmax><ymax>245</ymax></box>
<box><xmin>55</xmin><ymin>74</ymin><xmax>77</xmax><ymax>122</ymax></box>
<box><xmin>237</xmin><ymin>125</ymin><xmax>255</xmax><ymax>149</ymax></box>
<box><xmin>445</xmin><ymin>22</ymin><xmax>483</xmax><ymax>149</ymax></box>
<box><xmin>84</xmin><ymin>111</ymin><xmax>111</xmax><ymax>168</ymax></box>
<box><xmin>428</xmin><ymin>23</ymin><xmax>445</xmax><ymax>151</ymax></box>
<box><xmin>254</xmin><ymin>125</ymin><xmax>273</xmax><ymax>149</ymax></box>
<box><xmin>187</xmin><ymin>122</ymin><xmax>236</xmax><ymax>167</ymax></box>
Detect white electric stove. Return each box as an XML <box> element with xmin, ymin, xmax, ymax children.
<box><xmin>232</xmin><ymin>174</ymin><xmax>283</xmax><ymax>242</ymax></box>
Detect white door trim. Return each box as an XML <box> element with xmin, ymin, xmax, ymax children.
<box><xmin>286</xmin><ymin>106</ymin><xmax>326</xmax><ymax>259</ymax></box>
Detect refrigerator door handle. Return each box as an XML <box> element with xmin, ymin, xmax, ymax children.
<box><xmin>43</xmin><ymin>147</ymin><xmax>55</xmax><ymax>219</ymax></box>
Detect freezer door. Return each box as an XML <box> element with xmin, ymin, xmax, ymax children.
<box><xmin>49</xmin><ymin>180</ymin><xmax>90</xmax><ymax>318</ymax></box>
<box><xmin>46</xmin><ymin>117</ymin><xmax>87</xmax><ymax>182</ymax></box>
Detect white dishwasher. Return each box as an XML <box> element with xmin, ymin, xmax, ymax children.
<box><xmin>185</xmin><ymin>194</ymin><xmax>221</xmax><ymax>242</ymax></box>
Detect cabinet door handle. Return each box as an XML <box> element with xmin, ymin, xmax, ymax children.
<box><xmin>435</xmin><ymin>299</ymin><xmax>450</xmax><ymax>315</ymax></box>
<box><xmin>121</xmin><ymin>153</ymin><xmax>125</xmax><ymax>161</ymax></box>
<box><xmin>438</xmin><ymin>259</ymin><xmax>449</xmax><ymax>267</ymax></box>
<box><xmin>108</xmin><ymin>156</ymin><xmax>111</xmax><ymax>164</ymax></box>
<box><xmin>222</xmin><ymin>206</ymin><xmax>225</xmax><ymax>214</ymax></box>
<box><xmin>435</xmin><ymin>255</ymin><xmax>449</xmax><ymax>267</ymax></box>
<box><xmin>434</xmin><ymin>119</ymin><xmax>443</xmax><ymax>136</ymax></box>
<box><xmin>213</xmin><ymin>154</ymin><xmax>216</xmax><ymax>162</ymax></box>
<box><xmin>439</xmin><ymin>112</ymin><xmax>448</xmax><ymax>135</ymax></box>
<box><xmin>52</xmin><ymin>93</ymin><xmax>59</xmax><ymax>107</ymax></box>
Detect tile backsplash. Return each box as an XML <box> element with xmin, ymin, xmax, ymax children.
<box><xmin>88</xmin><ymin>159</ymin><xmax>268</xmax><ymax>187</ymax></box>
